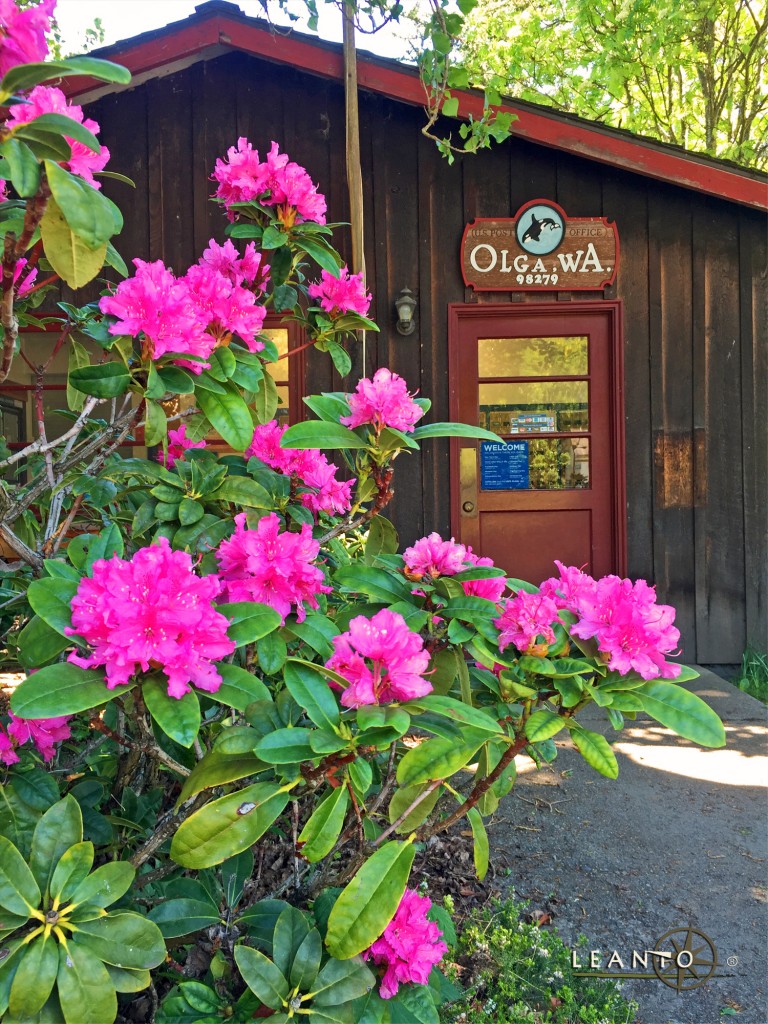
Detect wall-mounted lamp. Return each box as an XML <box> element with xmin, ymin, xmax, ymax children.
<box><xmin>394</xmin><ymin>287</ymin><xmax>417</xmax><ymax>335</ymax></box>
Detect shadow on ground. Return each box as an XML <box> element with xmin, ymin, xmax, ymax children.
<box><xmin>488</xmin><ymin>670</ymin><xmax>768</xmax><ymax>1024</ymax></box>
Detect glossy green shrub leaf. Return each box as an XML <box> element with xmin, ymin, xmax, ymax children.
<box><xmin>50</xmin><ymin>842</ymin><xmax>94</xmax><ymax>903</ymax></box>
<box><xmin>0</xmin><ymin>834</ymin><xmax>40</xmax><ymax>916</ymax></box>
<box><xmin>326</xmin><ymin>841</ymin><xmax>416</xmax><ymax>959</ymax></box>
<box><xmin>466</xmin><ymin>806</ymin><xmax>489</xmax><ymax>881</ymax></box>
<box><xmin>148</xmin><ymin>898</ymin><xmax>221</xmax><ymax>938</ymax></box>
<box><xmin>634</xmin><ymin>679</ymin><xmax>725</xmax><ymax>747</ymax></box>
<box><xmin>56</xmin><ymin>939</ymin><xmax>117</xmax><ymax>1024</ymax></box>
<box><xmin>412</xmin><ymin>422</ymin><xmax>500</xmax><ymax>441</ymax></box>
<box><xmin>104</xmin><ymin>965</ymin><xmax>151</xmax><ymax>993</ymax></box>
<box><xmin>143</xmin><ymin>675</ymin><xmax>201</xmax><ymax>748</ymax></box>
<box><xmin>213</xmin><ymin>475</ymin><xmax>272</xmax><ymax>508</ymax></box>
<box><xmin>357</xmin><ymin>705</ymin><xmax>411</xmax><ymax>738</ymax></box>
<box><xmin>387</xmin><ymin>782</ymin><xmax>443</xmax><ymax>834</ymax></box>
<box><xmin>257</xmin><ymin>630</ymin><xmax>288</xmax><ymax>675</ymax></box>
<box><xmin>272</xmin><ymin>906</ymin><xmax>312</xmax><ymax>980</ymax></box>
<box><xmin>144</xmin><ymin>399</ymin><xmax>167</xmax><ymax>447</ymax></box>
<box><xmin>254</xmin><ymin>728</ymin><xmax>316</xmax><ymax>764</ymax></box>
<box><xmin>281</xmin><ymin>421</ymin><xmax>367</xmax><ymax>450</ymax></box>
<box><xmin>298</xmin><ymin>785</ymin><xmax>349</xmax><ymax>862</ymax></box>
<box><xmin>290</xmin><ymin>928</ymin><xmax>323</xmax><ymax>990</ymax></box>
<box><xmin>175</xmin><ymin>751</ymin><xmax>265</xmax><ymax>808</ymax></box>
<box><xmin>209</xmin><ymin>662</ymin><xmax>271</xmax><ymax>711</ymax></box>
<box><xmin>396</xmin><ymin>732</ymin><xmax>488</xmax><ymax>788</ymax></box>
<box><xmin>9</xmin><ymin>767</ymin><xmax>59</xmax><ymax>813</ymax></box>
<box><xmin>171</xmin><ymin>783</ymin><xmax>292</xmax><ymax>868</ymax></box>
<box><xmin>311</xmin><ymin>955</ymin><xmax>375</xmax><ymax>1006</ymax></box>
<box><xmin>334</xmin><ymin>565</ymin><xmax>412</xmax><ymax>604</ymax></box>
<box><xmin>68</xmin><ymin>861</ymin><xmax>134</xmax><ymax>910</ymax></box>
<box><xmin>69</xmin><ymin>362</ymin><xmax>131</xmax><ymax>398</ymax></box>
<box><xmin>0</xmin><ymin>138</ymin><xmax>40</xmax><ymax>196</ymax></box>
<box><xmin>217</xmin><ymin>601</ymin><xmax>282</xmax><ymax>647</ymax></box>
<box><xmin>525</xmin><ymin>709</ymin><xmax>566</xmax><ymax>742</ymax></box>
<box><xmin>0</xmin><ymin>57</ymin><xmax>130</xmax><ymax>97</ymax></box>
<box><xmin>284</xmin><ymin>660</ymin><xmax>341</xmax><ymax>731</ymax></box>
<box><xmin>196</xmin><ymin>386</ymin><xmax>254</xmax><ymax>450</ymax></box>
<box><xmin>44</xmin><ymin>161</ymin><xmax>116</xmax><ymax>248</ymax></box>
<box><xmin>10</xmin><ymin>664</ymin><xmax>120</xmax><ymax>718</ymax></box>
<box><xmin>17</xmin><ymin>614</ymin><xmax>71</xmax><ymax>669</ymax></box>
<box><xmin>71</xmin><ymin>912</ymin><xmax>166</xmax><ymax>970</ymax></box>
<box><xmin>406</xmin><ymin>695</ymin><xmax>503</xmax><ymax>735</ymax></box>
<box><xmin>30</xmin><ymin>796</ymin><xmax>83</xmax><ymax>896</ymax></box>
<box><xmin>569</xmin><ymin>724</ymin><xmax>619</xmax><ymax>778</ymax></box>
<box><xmin>27</xmin><ymin>577</ymin><xmax>77</xmax><ymax>637</ymax></box>
<box><xmin>84</xmin><ymin>522</ymin><xmax>124</xmax><ymax>571</ymax></box>
<box><xmin>234</xmin><ymin>945</ymin><xmax>289</xmax><ymax>1010</ymax></box>
<box><xmin>8</xmin><ymin>933</ymin><xmax>58</xmax><ymax>1018</ymax></box>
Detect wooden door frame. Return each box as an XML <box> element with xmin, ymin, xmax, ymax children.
<box><xmin>448</xmin><ymin>300</ymin><xmax>627</xmax><ymax>576</ymax></box>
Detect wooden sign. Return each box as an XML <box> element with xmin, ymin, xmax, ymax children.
<box><xmin>461</xmin><ymin>200</ymin><xmax>619</xmax><ymax>292</ymax></box>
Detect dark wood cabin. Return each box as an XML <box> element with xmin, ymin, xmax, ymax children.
<box><xmin>58</xmin><ymin>0</ymin><xmax>766</xmax><ymax>665</ymax></box>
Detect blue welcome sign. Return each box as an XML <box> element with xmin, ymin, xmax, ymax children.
<box><xmin>480</xmin><ymin>441</ymin><xmax>529</xmax><ymax>490</ymax></box>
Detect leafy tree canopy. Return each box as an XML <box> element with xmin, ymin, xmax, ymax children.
<box><xmin>456</xmin><ymin>0</ymin><xmax>768</xmax><ymax>168</ymax></box>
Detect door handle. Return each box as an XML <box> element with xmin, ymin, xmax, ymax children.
<box><xmin>459</xmin><ymin>447</ymin><xmax>478</xmax><ymax>518</ymax></box>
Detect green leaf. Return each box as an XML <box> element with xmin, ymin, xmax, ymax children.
<box><xmin>297</xmin><ymin>235</ymin><xmax>342</xmax><ymax>275</ymax></box>
<box><xmin>281</xmin><ymin>421</ymin><xmax>368</xmax><ymax>450</ymax></box>
<box><xmin>157</xmin><ymin>365</ymin><xmax>195</xmax><ymax>395</ymax></box>
<box><xmin>253</xmin><ymin>372</ymin><xmax>279</xmax><ymax>424</ymax></box>
<box><xmin>69</xmin><ymin>362</ymin><xmax>130</xmax><ymax>398</ymax></box>
<box><xmin>273</xmin><ymin>906</ymin><xmax>312</xmax><ymax>980</ymax></box>
<box><xmin>234</xmin><ymin>946</ymin><xmax>289</xmax><ymax>1010</ymax></box>
<box><xmin>30</xmin><ymin>796</ymin><xmax>82</xmax><ymax>897</ymax></box>
<box><xmin>217</xmin><ymin>601</ymin><xmax>282</xmax><ymax>647</ymax></box>
<box><xmin>466</xmin><ymin>807</ymin><xmax>489</xmax><ymax>881</ymax></box>
<box><xmin>0</xmin><ymin>834</ymin><xmax>40</xmax><ymax>917</ymax></box>
<box><xmin>17</xmin><ymin>614</ymin><xmax>72</xmax><ymax>669</ymax></box>
<box><xmin>412</xmin><ymin>422</ymin><xmax>501</xmax><ymax>441</ymax></box>
<box><xmin>56</xmin><ymin>939</ymin><xmax>117</xmax><ymax>1024</ymax></box>
<box><xmin>196</xmin><ymin>386</ymin><xmax>254</xmax><ymax>450</ymax></box>
<box><xmin>9</xmin><ymin>768</ymin><xmax>59</xmax><ymax>812</ymax></box>
<box><xmin>405</xmin><ymin>695</ymin><xmax>503</xmax><ymax>735</ymax></box>
<box><xmin>634</xmin><ymin>680</ymin><xmax>725</xmax><ymax>747</ymax></box>
<box><xmin>40</xmin><ymin>197</ymin><xmax>107</xmax><ymax>289</ymax></box>
<box><xmin>290</xmin><ymin>928</ymin><xmax>323</xmax><ymax>990</ymax></box>
<box><xmin>179</xmin><ymin>497</ymin><xmax>204</xmax><ymax>526</ymax></box>
<box><xmin>170</xmin><ymin>783</ymin><xmax>292</xmax><ymax>868</ymax></box>
<box><xmin>298</xmin><ymin>786</ymin><xmax>349</xmax><ymax>862</ymax></box>
<box><xmin>144</xmin><ymin>399</ymin><xmax>167</xmax><ymax>447</ymax></box>
<box><xmin>44</xmin><ymin>161</ymin><xmax>116</xmax><ymax>248</ymax></box>
<box><xmin>68</xmin><ymin>860</ymin><xmax>134</xmax><ymax>910</ymax></box>
<box><xmin>84</xmin><ymin>522</ymin><xmax>123</xmax><ymax>570</ymax></box>
<box><xmin>175</xmin><ymin>751</ymin><xmax>266</xmax><ymax>808</ymax></box>
<box><xmin>357</xmin><ymin>705</ymin><xmax>411</xmax><ymax>738</ymax></box>
<box><xmin>569</xmin><ymin>725</ymin><xmax>619</xmax><ymax>779</ymax></box>
<box><xmin>387</xmin><ymin>782</ymin><xmax>443</xmax><ymax>834</ymax></box>
<box><xmin>311</xmin><ymin>956</ymin><xmax>375</xmax><ymax>1007</ymax></box>
<box><xmin>0</xmin><ymin>138</ymin><xmax>40</xmax><ymax>197</ymax></box>
<box><xmin>396</xmin><ymin>733</ymin><xmax>488</xmax><ymax>788</ymax></box>
<box><xmin>10</xmin><ymin>664</ymin><xmax>119</xmax><ymax>719</ymax></box>
<box><xmin>8</xmin><ymin>934</ymin><xmax>58</xmax><ymax>1018</ymax></box>
<box><xmin>26</xmin><ymin>577</ymin><xmax>78</xmax><ymax>638</ymax></box>
<box><xmin>104</xmin><ymin>965</ymin><xmax>151</xmax><ymax>993</ymax></box>
<box><xmin>334</xmin><ymin>565</ymin><xmax>412</xmax><ymax>604</ymax></box>
<box><xmin>326</xmin><ymin>841</ymin><xmax>416</xmax><ymax>959</ymax></box>
<box><xmin>0</xmin><ymin>57</ymin><xmax>130</xmax><ymax>97</ymax></box>
<box><xmin>209</xmin><ymin>662</ymin><xmax>271</xmax><ymax>711</ymax></box>
<box><xmin>212</xmin><ymin>475</ymin><xmax>272</xmax><ymax>508</ymax></box>
<box><xmin>70</xmin><ymin>912</ymin><xmax>166</xmax><ymax>970</ymax></box>
<box><xmin>442</xmin><ymin>96</ymin><xmax>459</xmax><ymax>118</ymax></box>
<box><xmin>254</xmin><ymin>728</ymin><xmax>316</xmax><ymax>764</ymax></box>
<box><xmin>50</xmin><ymin>842</ymin><xmax>94</xmax><ymax>903</ymax></box>
<box><xmin>525</xmin><ymin>709</ymin><xmax>566</xmax><ymax>742</ymax></box>
<box><xmin>256</xmin><ymin>630</ymin><xmax>288</xmax><ymax>675</ymax></box>
<box><xmin>143</xmin><ymin>675</ymin><xmax>201</xmax><ymax>748</ymax></box>
<box><xmin>148</xmin><ymin>898</ymin><xmax>221</xmax><ymax>938</ymax></box>
<box><xmin>284</xmin><ymin>660</ymin><xmax>341</xmax><ymax>731</ymax></box>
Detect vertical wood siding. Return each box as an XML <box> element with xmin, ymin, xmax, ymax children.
<box><xmin>85</xmin><ymin>51</ymin><xmax>767</xmax><ymax>663</ymax></box>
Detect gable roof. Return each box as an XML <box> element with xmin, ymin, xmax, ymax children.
<box><xmin>64</xmin><ymin>0</ymin><xmax>767</xmax><ymax>212</ymax></box>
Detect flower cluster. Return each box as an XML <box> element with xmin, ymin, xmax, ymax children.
<box><xmin>308</xmin><ymin>267</ymin><xmax>371</xmax><ymax>317</ymax></box>
<box><xmin>158</xmin><ymin>423</ymin><xmax>207</xmax><ymax>469</ymax></box>
<box><xmin>494</xmin><ymin>590</ymin><xmax>561</xmax><ymax>654</ymax></box>
<box><xmin>365</xmin><ymin>889</ymin><xmax>448</xmax><ymax>999</ymax></box>
<box><xmin>341</xmin><ymin>368</ymin><xmax>425</xmax><ymax>434</ymax></box>
<box><xmin>12</xmin><ymin>256</ymin><xmax>37</xmax><ymax>298</ymax></box>
<box><xmin>403</xmin><ymin>533</ymin><xmax>507</xmax><ymax>602</ymax></box>
<box><xmin>541</xmin><ymin>562</ymin><xmax>681</xmax><ymax>679</ymax></box>
<box><xmin>0</xmin><ymin>0</ymin><xmax>55</xmax><ymax>78</ymax></box>
<box><xmin>8</xmin><ymin>86</ymin><xmax>109</xmax><ymax>187</ymax></box>
<box><xmin>216</xmin><ymin>512</ymin><xmax>330</xmax><ymax>623</ymax></box>
<box><xmin>325</xmin><ymin>608</ymin><xmax>431</xmax><ymax>707</ymax></box>
<box><xmin>212</xmin><ymin>138</ymin><xmax>326</xmax><ymax>226</ymax></box>
<box><xmin>247</xmin><ymin>420</ymin><xmax>354</xmax><ymax>516</ymax></box>
<box><xmin>67</xmin><ymin>538</ymin><xmax>235</xmax><ymax>698</ymax></box>
<box><xmin>0</xmin><ymin>714</ymin><xmax>71</xmax><ymax>766</ymax></box>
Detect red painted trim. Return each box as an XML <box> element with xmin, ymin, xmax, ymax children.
<box><xmin>63</xmin><ymin>9</ymin><xmax>768</xmax><ymax>212</ymax></box>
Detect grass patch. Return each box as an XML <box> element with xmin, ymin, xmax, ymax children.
<box><xmin>439</xmin><ymin>896</ymin><xmax>638</xmax><ymax>1024</ymax></box>
<box><xmin>732</xmin><ymin>648</ymin><xmax>768</xmax><ymax>704</ymax></box>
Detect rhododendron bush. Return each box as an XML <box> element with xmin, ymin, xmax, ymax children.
<box><xmin>0</xmin><ymin>6</ymin><xmax>725</xmax><ymax>1022</ymax></box>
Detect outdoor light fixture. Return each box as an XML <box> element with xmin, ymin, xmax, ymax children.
<box><xmin>395</xmin><ymin>287</ymin><xmax>417</xmax><ymax>335</ymax></box>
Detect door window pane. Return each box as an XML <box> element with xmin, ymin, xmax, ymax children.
<box><xmin>478</xmin><ymin>336</ymin><xmax>588</xmax><ymax>377</ymax></box>
<box><xmin>479</xmin><ymin>437</ymin><xmax>590</xmax><ymax>490</ymax></box>
<box><xmin>479</xmin><ymin>381</ymin><xmax>589</xmax><ymax>433</ymax></box>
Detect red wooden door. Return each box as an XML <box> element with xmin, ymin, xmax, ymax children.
<box><xmin>449</xmin><ymin>302</ymin><xmax>625</xmax><ymax>585</ymax></box>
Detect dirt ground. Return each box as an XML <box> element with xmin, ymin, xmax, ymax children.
<box><xmin>488</xmin><ymin>669</ymin><xmax>768</xmax><ymax>1024</ymax></box>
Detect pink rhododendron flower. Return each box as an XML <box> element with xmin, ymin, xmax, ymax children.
<box><xmin>308</xmin><ymin>267</ymin><xmax>371</xmax><ymax>317</ymax></box>
<box><xmin>157</xmin><ymin>423</ymin><xmax>206</xmax><ymax>469</ymax></box>
<box><xmin>404</xmin><ymin>533</ymin><xmax>467</xmax><ymax>578</ymax></box>
<box><xmin>216</xmin><ymin>512</ymin><xmax>330</xmax><ymax>623</ymax></box>
<box><xmin>364</xmin><ymin>888</ymin><xmax>447</xmax><ymax>999</ymax></box>
<box><xmin>184</xmin><ymin>262</ymin><xmax>266</xmax><ymax>352</ymax></box>
<box><xmin>0</xmin><ymin>725</ymin><xmax>19</xmax><ymax>766</ymax></box>
<box><xmin>66</xmin><ymin>538</ymin><xmax>235</xmax><ymax>698</ymax></box>
<box><xmin>8</xmin><ymin>86</ymin><xmax>109</xmax><ymax>187</ymax></box>
<box><xmin>246</xmin><ymin>420</ymin><xmax>354</xmax><ymax>517</ymax></box>
<box><xmin>12</xmin><ymin>256</ymin><xmax>37</xmax><ymax>298</ymax></box>
<box><xmin>212</xmin><ymin>138</ymin><xmax>327</xmax><ymax>225</ymax></box>
<box><xmin>540</xmin><ymin>559</ymin><xmax>597</xmax><ymax>611</ymax></box>
<box><xmin>494</xmin><ymin>590</ymin><xmax>561</xmax><ymax>654</ymax></box>
<box><xmin>341</xmin><ymin>368</ymin><xmax>425</xmax><ymax>434</ymax></box>
<box><xmin>462</xmin><ymin>548</ymin><xmax>507</xmax><ymax>603</ymax></box>
<box><xmin>200</xmin><ymin>238</ymin><xmax>269</xmax><ymax>293</ymax></box>
<box><xmin>0</xmin><ymin>179</ymin><xmax>8</xmax><ymax>203</ymax></box>
<box><xmin>326</xmin><ymin>609</ymin><xmax>431</xmax><ymax>708</ymax></box>
<box><xmin>0</xmin><ymin>0</ymin><xmax>55</xmax><ymax>78</ymax></box>
<box><xmin>99</xmin><ymin>258</ymin><xmax>215</xmax><ymax>371</ymax></box>
<box><xmin>6</xmin><ymin>714</ymin><xmax>71</xmax><ymax>761</ymax></box>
